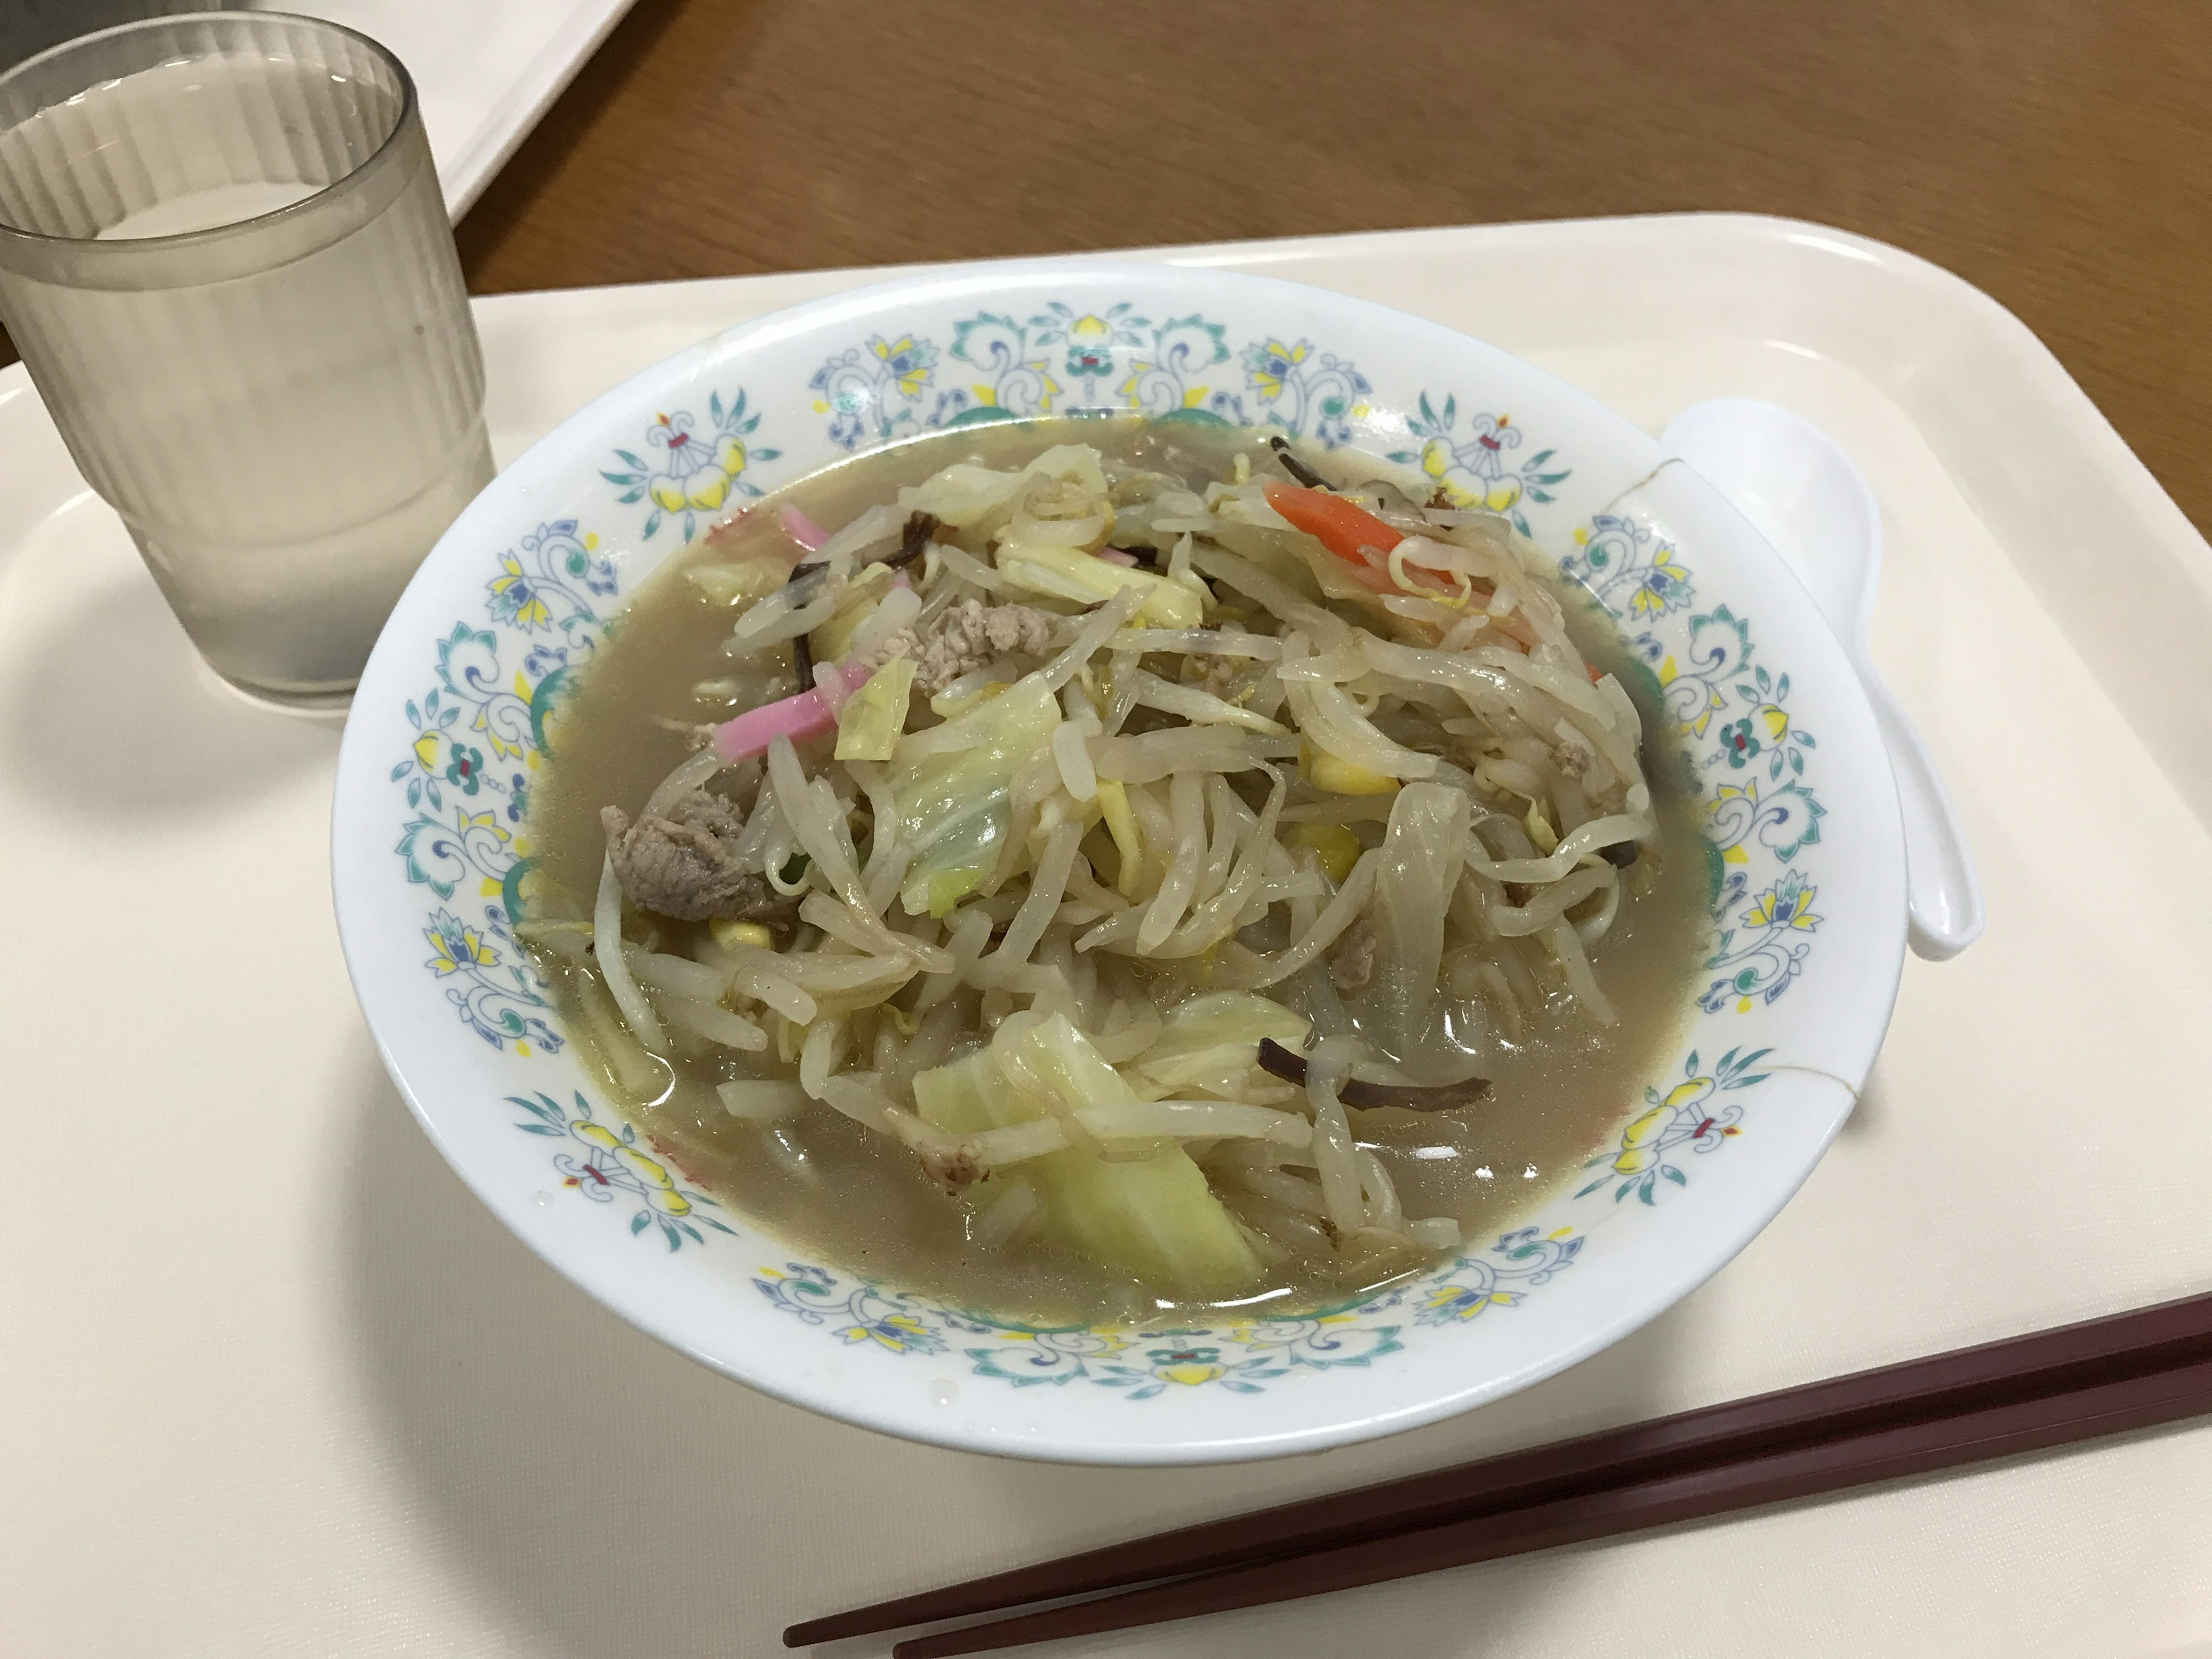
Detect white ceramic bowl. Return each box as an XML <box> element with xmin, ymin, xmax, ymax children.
<box><xmin>332</xmin><ymin>260</ymin><xmax>1906</xmax><ymax>1464</ymax></box>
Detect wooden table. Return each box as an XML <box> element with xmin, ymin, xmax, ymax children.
<box><xmin>456</xmin><ymin>0</ymin><xmax>2212</xmax><ymax>537</ymax></box>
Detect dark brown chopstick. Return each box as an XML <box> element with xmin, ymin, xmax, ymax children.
<box><xmin>786</xmin><ymin>1289</ymin><xmax>2212</xmax><ymax>1647</ymax></box>
<box><xmin>891</xmin><ymin>1353</ymin><xmax>2212</xmax><ymax>1657</ymax></box>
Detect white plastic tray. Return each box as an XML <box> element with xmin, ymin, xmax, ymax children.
<box><xmin>272</xmin><ymin>0</ymin><xmax>641</xmax><ymax>216</ymax></box>
<box><xmin>4</xmin><ymin>214</ymin><xmax>2210</xmax><ymax>1658</ymax></box>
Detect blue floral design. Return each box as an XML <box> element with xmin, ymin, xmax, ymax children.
<box><xmin>754</xmin><ymin>1263</ymin><xmax>950</xmax><ymax>1355</ymax></box>
<box><xmin>810</xmin><ymin>334</ymin><xmax>968</xmax><ymax>449</ymax></box>
<box><xmin>1031</xmin><ymin>302</ymin><xmax>1146</xmax><ymax>381</ymax></box>
<box><xmin>1113</xmin><ymin>314</ymin><xmax>1232</xmax><ymax>421</ymax></box>
<box><xmin>1702</xmin><ymin>869</ymin><xmax>1822</xmax><ymax>1012</ymax></box>
<box><xmin>421</xmin><ymin>906</ymin><xmax>561</xmax><ymax>1053</ymax></box>
<box><xmin>1411</xmin><ymin>1228</ymin><xmax>1582</xmax><ymax>1321</ymax></box>
<box><xmin>1239</xmin><ymin>336</ymin><xmax>1371</xmax><ymax>447</ymax></box>
<box><xmin>1725</xmin><ymin>662</ymin><xmax>1818</xmax><ymax>782</ymax></box>
<box><xmin>484</xmin><ymin>520</ymin><xmax>616</xmax><ymax>633</ymax></box>
<box><xmin>1560</xmin><ymin>513</ymin><xmax>1690</xmax><ymax>618</ymax></box>
<box><xmin>1561</xmin><ymin>561</ymin><xmax>1828</xmax><ymax>1024</ymax></box>
<box><xmin>392</xmin><ymin>517</ymin><xmax>618</xmax><ymax>1053</ymax></box>
<box><xmin>1706</xmin><ymin>775</ymin><xmax>1825</xmax><ymax>864</ymax></box>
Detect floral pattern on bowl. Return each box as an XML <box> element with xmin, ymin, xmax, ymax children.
<box><xmin>751</xmin><ymin>1225</ymin><xmax>1582</xmax><ymax>1401</ymax></box>
<box><xmin>808</xmin><ymin>303</ymin><xmax>1375</xmax><ymax>449</ymax></box>
<box><xmin>333</xmin><ymin>260</ymin><xmax>1905</xmax><ymax>1463</ymax></box>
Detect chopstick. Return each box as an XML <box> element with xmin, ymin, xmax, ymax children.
<box><xmin>786</xmin><ymin>1289</ymin><xmax>2212</xmax><ymax>1649</ymax></box>
<box><xmin>888</xmin><ymin>1350</ymin><xmax>2212</xmax><ymax>1657</ymax></box>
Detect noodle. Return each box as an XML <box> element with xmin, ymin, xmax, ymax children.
<box><xmin>594</xmin><ymin>855</ymin><xmax>668</xmax><ymax>1054</ymax></box>
<box><xmin>1248</xmin><ymin>853</ymin><xmax>1379</xmax><ymax>987</ymax></box>
<box><xmin>1303</xmin><ymin>1039</ymin><xmax>1369</xmax><ymax>1237</ymax></box>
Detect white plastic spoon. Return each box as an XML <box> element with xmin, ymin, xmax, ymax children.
<box><xmin>1660</xmin><ymin>398</ymin><xmax>1984</xmax><ymax>961</ymax></box>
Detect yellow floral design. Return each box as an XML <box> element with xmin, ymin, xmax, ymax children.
<box><xmin>423</xmin><ymin>910</ymin><xmax>497</xmax><ymax>976</ymax></box>
<box><xmin>756</xmin><ymin>1230</ymin><xmax>1577</xmax><ymax>1395</ymax></box>
<box><xmin>1419</xmin><ymin>438</ymin><xmax>1527</xmax><ymax>514</ymax></box>
<box><xmin>514</xmin><ymin>1094</ymin><xmax>732</xmax><ymax>1250</ymax></box>
<box><xmin>1561</xmin><ymin>515</ymin><xmax>1692</xmax><ymax>622</ymax></box>
<box><xmin>645</xmin><ymin>412</ymin><xmax>747</xmax><ymax>514</ymax></box>
<box><xmin>1748</xmin><ymin>701</ymin><xmax>1792</xmax><ymax>740</ymax></box>
<box><xmin>870</xmin><ymin>334</ymin><xmax>934</xmax><ymax>399</ymax></box>
<box><xmin>842</xmin><ymin>1312</ymin><xmax>934</xmax><ymax>1353</ymax></box>
<box><xmin>1580</xmin><ymin>1052</ymin><xmax>1763</xmax><ymax>1205</ymax></box>
<box><xmin>1422</xmin><ymin>1284</ymin><xmax>1517</xmax><ymax>1317</ymax></box>
<box><xmin>1393</xmin><ymin>403</ymin><xmax>1567</xmax><ymax>536</ymax></box>
<box><xmin>1629</xmin><ymin>548</ymin><xmax>1695</xmax><ymax>618</ymax></box>
<box><xmin>1116</xmin><ymin>363</ymin><xmax>1212</xmax><ymax>410</ymax></box>
<box><xmin>1743</xmin><ymin>873</ymin><xmax>1820</xmax><ymax>932</ymax></box>
<box><xmin>1613</xmin><ymin>1078</ymin><xmax>1714</xmax><ymax>1174</ymax></box>
<box><xmin>970</xmin><ymin>364</ymin><xmax>1061</xmax><ymax>410</ymax></box>
<box><xmin>486</xmin><ymin>552</ymin><xmax>552</xmax><ymax>630</ymax></box>
<box><xmin>1244</xmin><ymin>337</ymin><xmax>1309</xmax><ymax>402</ymax></box>
<box><xmin>603</xmin><ymin>389</ymin><xmax>775</xmax><ymax>542</ymax></box>
<box><xmin>1710</xmin><ymin>785</ymin><xmax>1752</xmax><ymax>864</ymax></box>
<box><xmin>570</xmin><ymin>1119</ymin><xmax>691</xmax><ymax>1217</ymax></box>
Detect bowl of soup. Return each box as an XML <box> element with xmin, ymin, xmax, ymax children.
<box><xmin>332</xmin><ymin>261</ymin><xmax>1906</xmax><ymax>1464</ymax></box>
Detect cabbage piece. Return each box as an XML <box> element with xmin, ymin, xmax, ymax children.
<box><xmin>1130</xmin><ymin>992</ymin><xmax>1312</xmax><ymax>1099</ymax></box>
<box><xmin>806</xmin><ymin>562</ymin><xmax>896</xmax><ymax>662</ymax></box>
<box><xmin>900</xmin><ymin>444</ymin><xmax>1111</xmax><ymax>530</ymax></box>
<box><xmin>914</xmin><ymin>1013</ymin><xmax>1261</xmax><ymax>1296</ymax></box>
<box><xmin>1359</xmin><ymin>781</ymin><xmax>1471</xmax><ymax>1063</ymax></box>
<box><xmin>995</xmin><ymin>541</ymin><xmax>1204</xmax><ymax>628</ymax></box>
<box><xmin>834</xmin><ymin>654</ymin><xmax>916</xmax><ymax>762</ymax></box>
<box><xmin>888</xmin><ymin>677</ymin><xmax>1060</xmax><ymax>916</ymax></box>
<box><xmin>687</xmin><ymin>560</ymin><xmax>786</xmax><ymax>606</ymax></box>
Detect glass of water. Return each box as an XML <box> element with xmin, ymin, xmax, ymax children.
<box><xmin>0</xmin><ymin>11</ymin><xmax>492</xmax><ymax>707</ymax></box>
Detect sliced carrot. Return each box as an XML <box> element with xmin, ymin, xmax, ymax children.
<box><xmin>1261</xmin><ymin>480</ymin><xmax>1403</xmax><ymax>565</ymax></box>
<box><xmin>1263</xmin><ymin>479</ymin><xmax>1600</xmax><ymax>676</ymax></box>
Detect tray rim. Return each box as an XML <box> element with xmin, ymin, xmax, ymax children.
<box><xmin>425</xmin><ymin>0</ymin><xmax>642</xmax><ymax>217</ymax></box>
<box><xmin>11</xmin><ymin>208</ymin><xmax>2202</xmax><ymax>563</ymax></box>
<box><xmin>3</xmin><ymin>212</ymin><xmax>2209</xmax><ymax>1632</ymax></box>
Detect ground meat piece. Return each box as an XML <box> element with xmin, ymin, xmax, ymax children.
<box><xmin>1328</xmin><ymin>912</ymin><xmax>1377</xmax><ymax>995</ymax></box>
<box><xmin>1552</xmin><ymin>738</ymin><xmax>1592</xmax><ymax>777</ymax></box>
<box><xmin>600</xmin><ymin>791</ymin><xmax>800</xmax><ymax>923</ymax></box>
<box><xmin>911</xmin><ymin>598</ymin><xmax>1060</xmax><ymax>693</ymax></box>
<box><xmin>918</xmin><ymin>1143</ymin><xmax>984</xmax><ymax>1192</ymax></box>
<box><xmin>850</xmin><ymin>627</ymin><xmax>916</xmax><ymax>673</ymax></box>
<box><xmin>1199</xmin><ymin>656</ymin><xmax>1240</xmax><ymax>699</ymax></box>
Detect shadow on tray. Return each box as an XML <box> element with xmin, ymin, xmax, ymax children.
<box><xmin>0</xmin><ymin>540</ymin><xmax>332</xmax><ymax>821</ymax></box>
<box><xmin>337</xmin><ymin>1039</ymin><xmax>1703</xmax><ymax>1659</ymax></box>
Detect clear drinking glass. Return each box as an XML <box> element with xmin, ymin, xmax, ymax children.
<box><xmin>0</xmin><ymin>12</ymin><xmax>492</xmax><ymax>706</ymax></box>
